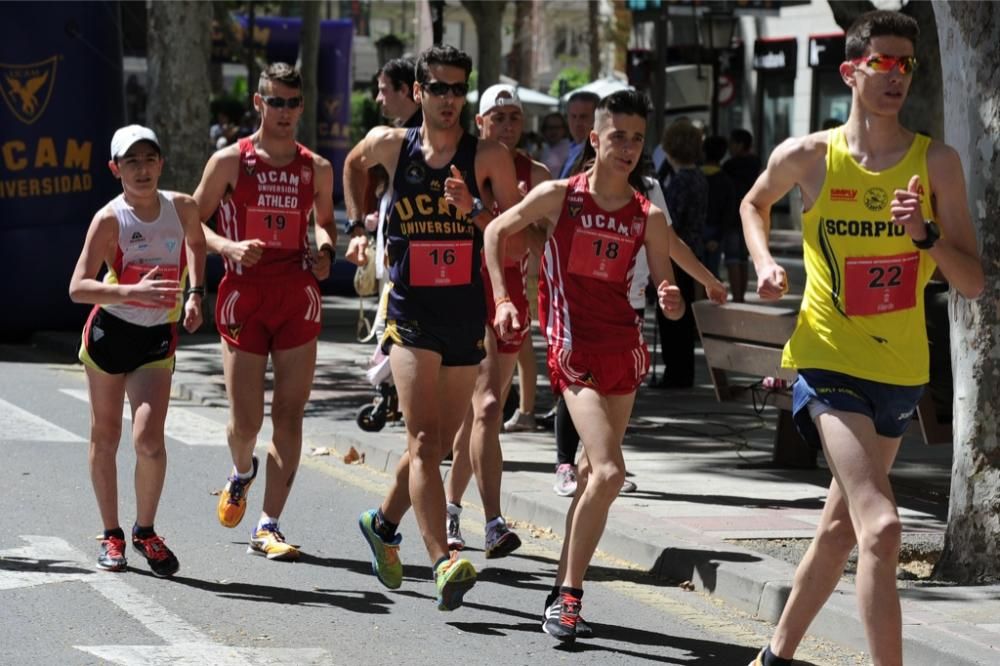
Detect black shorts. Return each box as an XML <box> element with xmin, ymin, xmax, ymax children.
<box><xmin>381</xmin><ymin>318</ymin><xmax>485</xmax><ymax>367</ymax></box>
<box><xmin>79</xmin><ymin>306</ymin><xmax>177</xmax><ymax>375</ymax></box>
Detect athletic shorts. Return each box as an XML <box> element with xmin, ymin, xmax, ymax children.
<box><xmin>215</xmin><ymin>271</ymin><xmax>321</xmax><ymax>356</ymax></box>
<box><xmin>547</xmin><ymin>345</ymin><xmax>649</xmax><ymax>396</ymax></box>
<box><xmin>381</xmin><ymin>318</ymin><xmax>486</xmax><ymax>367</ymax></box>
<box><xmin>483</xmin><ymin>263</ymin><xmax>530</xmax><ymax>354</ymax></box>
<box><xmin>792</xmin><ymin>368</ymin><xmax>924</xmax><ymax>449</ymax></box>
<box><xmin>79</xmin><ymin>306</ymin><xmax>176</xmax><ymax>375</ymax></box>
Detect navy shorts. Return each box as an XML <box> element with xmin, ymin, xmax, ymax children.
<box><xmin>381</xmin><ymin>318</ymin><xmax>486</xmax><ymax>367</ymax></box>
<box><xmin>792</xmin><ymin>368</ymin><xmax>924</xmax><ymax>449</ymax></box>
<box><xmin>722</xmin><ymin>229</ymin><xmax>748</xmax><ymax>263</ymax></box>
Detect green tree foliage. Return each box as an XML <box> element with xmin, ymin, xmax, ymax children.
<box><xmin>548</xmin><ymin>67</ymin><xmax>590</xmax><ymax>97</ymax></box>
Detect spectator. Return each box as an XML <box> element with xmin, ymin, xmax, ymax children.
<box><xmin>559</xmin><ymin>91</ymin><xmax>600</xmax><ymax>178</ymax></box>
<box><xmin>655</xmin><ymin>119</ymin><xmax>707</xmax><ymax>389</ymax></box>
<box><xmin>722</xmin><ymin>128</ymin><xmax>761</xmax><ymax>303</ymax></box>
<box><xmin>209</xmin><ymin>110</ymin><xmax>238</xmax><ymax>150</ymax></box>
<box><xmin>539</xmin><ymin>112</ymin><xmax>570</xmax><ymax>176</ymax></box>
<box><xmin>700</xmin><ymin>135</ymin><xmax>738</xmax><ymax>279</ymax></box>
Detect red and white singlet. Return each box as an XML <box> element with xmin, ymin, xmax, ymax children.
<box><xmin>538</xmin><ymin>172</ymin><xmax>649</xmax><ymax>354</ymax></box>
<box><xmin>215</xmin><ymin>137</ymin><xmax>316</xmax><ymax>279</ymax></box>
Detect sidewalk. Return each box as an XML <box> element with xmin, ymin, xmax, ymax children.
<box><xmin>33</xmin><ymin>293</ymin><xmax>1000</xmax><ymax>665</ymax></box>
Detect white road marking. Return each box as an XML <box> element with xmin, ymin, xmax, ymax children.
<box><xmin>60</xmin><ymin>388</ymin><xmax>228</xmax><ymax>447</ymax></box>
<box><xmin>0</xmin><ymin>397</ymin><xmax>86</xmax><ymax>443</ymax></box>
<box><xmin>0</xmin><ymin>535</ymin><xmax>329</xmax><ymax>665</ymax></box>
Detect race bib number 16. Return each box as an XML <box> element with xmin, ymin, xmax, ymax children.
<box><xmin>844</xmin><ymin>252</ymin><xmax>919</xmax><ymax>316</ymax></box>
<box><xmin>409</xmin><ymin>240</ymin><xmax>473</xmax><ymax>286</ymax></box>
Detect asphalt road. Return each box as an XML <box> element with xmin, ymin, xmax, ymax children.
<box><xmin>0</xmin><ymin>348</ymin><xmax>865</xmax><ymax>665</ymax></box>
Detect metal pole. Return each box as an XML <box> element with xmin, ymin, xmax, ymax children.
<box><xmin>711</xmin><ymin>53</ymin><xmax>720</xmax><ymax>135</ymax></box>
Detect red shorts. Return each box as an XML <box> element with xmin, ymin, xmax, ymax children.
<box><xmin>215</xmin><ymin>271</ymin><xmax>321</xmax><ymax>355</ymax></box>
<box><xmin>547</xmin><ymin>345</ymin><xmax>649</xmax><ymax>396</ymax></box>
<box><xmin>484</xmin><ymin>263</ymin><xmax>530</xmax><ymax>354</ymax></box>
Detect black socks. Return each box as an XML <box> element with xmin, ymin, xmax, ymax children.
<box><xmin>374</xmin><ymin>508</ymin><xmax>398</xmax><ymax>541</ymax></box>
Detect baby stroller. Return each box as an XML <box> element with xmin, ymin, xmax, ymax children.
<box><xmin>354</xmin><ymin>252</ymin><xmax>403</xmax><ymax>433</ymax></box>
<box><xmin>356</xmin><ymin>345</ymin><xmax>403</xmax><ymax>432</ymax></box>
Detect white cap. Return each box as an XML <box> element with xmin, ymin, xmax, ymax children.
<box><xmin>478</xmin><ymin>84</ymin><xmax>522</xmax><ymax>116</ymax></box>
<box><xmin>110</xmin><ymin>125</ymin><xmax>160</xmax><ymax>160</ymax></box>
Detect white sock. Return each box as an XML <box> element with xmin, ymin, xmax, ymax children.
<box><xmin>235</xmin><ymin>465</ymin><xmax>254</xmax><ymax>480</ymax></box>
<box><xmin>257</xmin><ymin>514</ymin><xmax>278</xmax><ymax>530</ymax></box>
<box><xmin>486</xmin><ymin>516</ymin><xmax>505</xmax><ymax>530</ymax></box>
<box><xmin>446</xmin><ymin>502</ymin><xmax>462</xmax><ymax>516</ymax></box>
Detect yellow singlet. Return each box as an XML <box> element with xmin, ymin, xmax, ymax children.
<box><xmin>782</xmin><ymin>126</ymin><xmax>937</xmax><ymax>386</ymax></box>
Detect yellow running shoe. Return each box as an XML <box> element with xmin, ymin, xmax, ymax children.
<box><xmin>248</xmin><ymin>522</ymin><xmax>300</xmax><ymax>561</ymax></box>
<box><xmin>435</xmin><ymin>551</ymin><xmax>477</xmax><ymax>611</ymax></box>
<box><xmin>217</xmin><ymin>456</ymin><xmax>259</xmax><ymax>528</ymax></box>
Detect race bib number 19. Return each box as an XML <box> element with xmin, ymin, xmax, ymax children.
<box><xmin>409</xmin><ymin>240</ymin><xmax>473</xmax><ymax>286</ymax></box>
<box><xmin>567</xmin><ymin>229</ymin><xmax>634</xmax><ymax>282</ymax></box>
<box><xmin>246</xmin><ymin>208</ymin><xmax>302</xmax><ymax>248</ymax></box>
<box><xmin>844</xmin><ymin>252</ymin><xmax>919</xmax><ymax>316</ymax></box>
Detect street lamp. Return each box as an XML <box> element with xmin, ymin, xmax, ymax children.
<box><xmin>700</xmin><ymin>10</ymin><xmax>737</xmax><ymax>135</ymax></box>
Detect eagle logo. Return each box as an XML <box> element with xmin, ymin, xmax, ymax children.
<box><xmin>0</xmin><ymin>56</ymin><xmax>58</xmax><ymax>124</ymax></box>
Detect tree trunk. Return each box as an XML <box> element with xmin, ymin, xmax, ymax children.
<box><xmin>147</xmin><ymin>1</ymin><xmax>212</xmax><ymax>193</ymax></box>
<box><xmin>588</xmin><ymin>0</ymin><xmax>600</xmax><ymax>80</ymax></box>
<box><xmin>298</xmin><ymin>0</ymin><xmax>320</xmax><ymax>149</ymax></box>
<box><xmin>827</xmin><ymin>0</ymin><xmax>943</xmax><ymax>139</ymax></box>
<box><xmin>509</xmin><ymin>0</ymin><xmax>535</xmax><ymax>86</ymax></box>
<box><xmin>933</xmin><ymin>0</ymin><xmax>1000</xmax><ymax>585</ymax></box>
<box><xmin>461</xmin><ymin>0</ymin><xmax>507</xmax><ymax>94</ymax></box>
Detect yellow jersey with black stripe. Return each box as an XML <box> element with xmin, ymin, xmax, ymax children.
<box><xmin>782</xmin><ymin>127</ymin><xmax>937</xmax><ymax>386</ymax></box>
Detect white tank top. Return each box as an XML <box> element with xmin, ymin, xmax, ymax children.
<box><xmin>103</xmin><ymin>191</ymin><xmax>185</xmax><ymax>327</ymax></box>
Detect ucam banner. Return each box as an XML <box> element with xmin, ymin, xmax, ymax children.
<box><xmin>0</xmin><ymin>1</ymin><xmax>125</xmax><ymax>334</ymax></box>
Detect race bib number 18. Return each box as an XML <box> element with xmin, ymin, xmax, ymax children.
<box><xmin>567</xmin><ymin>229</ymin><xmax>634</xmax><ymax>282</ymax></box>
<box><xmin>409</xmin><ymin>240</ymin><xmax>473</xmax><ymax>286</ymax></box>
<box><xmin>844</xmin><ymin>252</ymin><xmax>919</xmax><ymax>316</ymax></box>
<box><xmin>246</xmin><ymin>208</ymin><xmax>302</xmax><ymax>248</ymax></box>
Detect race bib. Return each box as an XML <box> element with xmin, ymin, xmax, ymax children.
<box><xmin>409</xmin><ymin>240</ymin><xmax>473</xmax><ymax>286</ymax></box>
<box><xmin>844</xmin><ymin>252</ymin><xmax>919</xmax><ymax>316</ymax></box>
<box><xmin>567</xmin><ymin>229</ymin><xmax>635</xmax><ymax>282</ymax></box>
<box><xmin>246</xmin><ymin>208</ymin><xmax>302</xmax><ymax>249</ymax></box>
<box><xmin>120</xmin><ymin>264</ymin><xmax>180</xmax><ymax>309</ymax></box>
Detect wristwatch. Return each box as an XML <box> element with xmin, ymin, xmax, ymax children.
<box><xmin>468</xmin><ymin>197</ymin><xmax>485</xmax><ymax>220</ymax></box>
<box><xmin>912</xmin><ymin>221</ymin><xmax>940</xmax><ymax>250</ymax></box>
<box><xmin>344</xmin><ymin>218</ymin><xmax>364</xmax><ymax>234</ymax></box>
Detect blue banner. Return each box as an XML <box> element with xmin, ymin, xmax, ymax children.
<box><xmin>0</xmin><ymin>1</ymin><xmax>125</xmax><ymax>333</ymax></box>
<box><xmin>317</xmin><ymin>19</ymin><xmax>353</xmax><ymax>201</ymax></box>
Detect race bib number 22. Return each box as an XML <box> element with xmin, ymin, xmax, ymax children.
<box><xmin>844</xmin><ymin>252</ymin><xmax>919</xmax><ymax>316</ymax></box>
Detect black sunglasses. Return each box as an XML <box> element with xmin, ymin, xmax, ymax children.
<box><xmin>262</xmin><ymin>95</ymin><xmax>304</xmax><ymax>109</ymax></box>
<box><xmin>422</xmin><ymin>80</ymin><xmax>469</xmax><ymax>97</ymax></box>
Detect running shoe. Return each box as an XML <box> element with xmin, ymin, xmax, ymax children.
<box><xmin>542</xmin><ymin>591</ymin><xmax>582</xmax><ymax>644</ymax></box>
<box><xmin>96</xmin><ymin>535</ymin><xmax>127</xmax><ymax>572</ymax></box>
<box><xmin>553</xmin><ymin>463</ymin><xmax>577</xmax><ymax>497</ymax></box>
<box><xmin>447</xmin><ymin>510</ymin><xmax>465</xmax><ymax>551</ymax></box>
<box><xmin>435</xmin><ymin>551</ymin><xmax>477</xmax><ymax>611</ymax></box>
<box><xmin>502</xmin><ymin>409</ymin><xmax>536</xmax><ymax>433</ymax></box>
<box><xmin>358</xmin><ymin>509</ymin><xmax>403</xmax><ymax>589</ymax></box>
<box><xmin>248</xmin><ymin>522</ymin><xmax>300</xmax><ymax>561</ymax></box>
<box><xmin>748</xmin><ymin>649</ymin><xmax>765</xmax><ymax>666</ymax></box>
<box><xmin>484</xmin><ymin>517</ymin><xmax>521</xmax><ymax>559</ymax></box>
<box><xmin>620</xmin><ymin>478</ymin><xmax>638</xmax><ymax>494</ymax></box>
<box><xmin>131</xmin><ymin>533</ymin><xmax>179</xmax><ymax>577</ymax></box>
<box><xmin>217</xmin><ymin>455</ymin><xmax>259</xmax><ymax>528</ymax></box>
<box><xmin>543</xmin><ymin>595</ymin><xmax>594</xmax><ymax>639</ymax></box>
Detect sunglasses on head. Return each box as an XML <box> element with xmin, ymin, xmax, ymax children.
<box><xmin>850</xmin><ymin>54</ymin><xmax>918</xmax><ymax>75</ymax></box>
<box><xmin>422</xmin><ymin>80</ymin><xmax>469</xmax><ymax>97</ymax></box>
<box><xmin>261</xmin><ymin>95</ymin><xmax>304</xmax><ymax>109</ymax></box>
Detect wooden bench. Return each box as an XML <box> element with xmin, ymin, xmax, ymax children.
<box><xmin>692</xmin><ymin>301</ymin><xmax>949</xmax><ymax>469</ymax></box>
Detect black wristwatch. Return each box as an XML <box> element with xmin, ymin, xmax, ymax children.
<box><xmin>468</xmin><ymin>197</ymin><xmax>485</xmax><ymax>221</ymax></box>
<box><xmin>912</xmin><ymin>221</ymin><xmax>940</xmax><ymax>250</ymax></box>
<box><xmin>344</xmin><ymin>218</ymin><xmax>364</xmax><ymax>234</ymax></box>
<box><xmin>319</xmin><ymin>245</ymin><xmax>335</xmax><ymax>263</ymax></box>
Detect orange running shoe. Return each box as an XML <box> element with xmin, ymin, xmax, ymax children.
<box><xmin>217</xmin><ymin>455</ymin><xmax>259</xmax><ymax>528</ymax></box>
